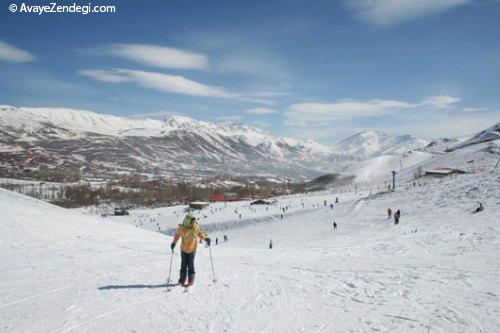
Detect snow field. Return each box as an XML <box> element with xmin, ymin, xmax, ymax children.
<box><xmin>0</xmin><ymin>170</ymin><xmax>498</xmax><ymax>332</ymax></box>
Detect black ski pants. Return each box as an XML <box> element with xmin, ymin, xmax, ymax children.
<box><xmin>180</xmin><ymin>251</ymin><xmax>196</xmax><ymax>280</ymax></box>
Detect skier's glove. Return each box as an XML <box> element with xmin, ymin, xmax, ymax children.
<box><xmin>205</xmin><ymin>238</ymin><xmax>211</xmax><ymax>246</ymax></box>
<box><xmin>170</xmin><ymin>243</ymin><xmax>175</xmax><ymax>251</ymax></box>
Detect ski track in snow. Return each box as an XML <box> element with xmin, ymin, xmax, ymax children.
<box><xmin>0</xmin><ymin>171</ymin><xmax>499</xmax><ymax>332</ymax></box>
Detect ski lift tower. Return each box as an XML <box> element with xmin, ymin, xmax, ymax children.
<box><xmin>391</xmin><ymin>171</ymin><xmax>396</xmax><ymax>192</ymax></box>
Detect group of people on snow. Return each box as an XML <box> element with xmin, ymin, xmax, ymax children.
<box><xmin>214</xmin><ymin>235</ymin><xmax>228</xmax><ymax>245</ymax></box>
<box><xmin>168</xmin><ymin>197</ymin><xmax>410</xmax><ymax>287</ymax></box>
<box><xmin>168</xmin><ymin>196</ymin><xmax>486</xmax><ymax>287</ymax></box>
<box><xmin>387</xmin><ymin>208</ymin><xmax>401</xmax><ymax>225</ymax></box>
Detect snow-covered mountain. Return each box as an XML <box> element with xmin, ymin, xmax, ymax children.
<box><xmin>0</xmin><ymin>105</ymin><xmax>333</xmax><ymax>179</ymax></box>
<box><xmin>329</xmin><ymin>130</ymin><xmax>431</xmax><ymax>182</ymax></box>
<box><xmin>420</xmin><ymin>137</ymin><xmax>464</xmax><ymax>153</ymax></box>
<box><xmin>331</xmin><ymin>124</ymin><xmax>500</xmax><ymax>182</ymax></box>
<box><xmin>2</xmin><ymin>105</ymin><xmax>497</xmax><ymax>183</ymax></box>
<box><xmin>451</xmin><ymin>122</ymin><xmax>500</xmax><ymax>151</ymax></box>
<box><xmin>333</xmin><ymin>130</ymin><xmax>429</xmax><ymax>160</ymax></box>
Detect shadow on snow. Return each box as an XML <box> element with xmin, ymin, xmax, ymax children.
<box><xmin>98</xmin><ymin>283</ymin><xmax>176</xmax><ymax>290</ymax></box>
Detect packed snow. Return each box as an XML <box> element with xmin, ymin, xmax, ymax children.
<box><xmin>1</xmin><ymin>169</ymin><xmax>499</xmax><ymax>332</ymax></box>
<box><xmin>343</xmin><ymin>151</ymin><xmax>433</xmax><ymax>182</ymax></box>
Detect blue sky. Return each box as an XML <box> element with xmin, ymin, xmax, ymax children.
<box><xmin>1</xmin><ymin>0</ymin><xmax>499</xmax><ymax>143</ymax></box>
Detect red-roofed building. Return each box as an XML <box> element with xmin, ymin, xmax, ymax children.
<box><xmin>210</xmin><ymin>192</ymin><xmax>226</xmax><ymax>202</ymax></box>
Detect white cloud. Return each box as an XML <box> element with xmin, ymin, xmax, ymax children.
<box><xmin>459</xmin><ymin>107</ymin><xmax>488</xmax><ymax>113</ymax></box>
<box><xmin>0</xmin><ymin>41</ymin><xmax>35</xmax><ymax>63</ymax></box>
<box><xmin>284</xmin><ymin>95</ymin><xmax>477</xmax><ymax>126</ymax></box>
<box><xmin>285</xmin><ymin>99</ymin><xmax>415</xmax><ymax>125</ymax></box>
<box><xmin>282</xmin><ymin>94</ymin><xmax>498</xmax><ymax>143</ymax></box>
<box><xmin>79</xmin><ymin>68</ymin><xmax>270</xmax><ymax>104</ymax></box>
<box><xmin>421</xmin><ymin>95</ymin><xmax>461</xmax><ymax>109</ymax></box>
<box><xmin>246</xmin><ymin>107</ymin><xmax>278</xmax><ymax>115</ymax></box>
<box><xmin>249</xmin><ymin>91</ymin><xmax>290</xmax><ymax>97</ymax></box>
<box><xmin>87</xmin><ymin>43</ymin><xmax>208</xmax><ymax>70</ymax></box>
<box><xmin>284</xmin><ymin>111</ymin><xmax>499</xmax><ymax>144</ymax></box>
<box><xmin>341</xmin><ymin>0</ymin><xmax>471</xmax><ymax>25</ymax></box>
<box><xmin>78</xmin><ymin>69</ymin><xmax>130</xmax><ymax>83</ymax></box>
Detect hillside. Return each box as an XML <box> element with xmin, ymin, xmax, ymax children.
<box><xmin>451</xmin><ymin>122</ymin><xmax>500</xmax><ymax>151</ymax></box>
<box><xmin>335</xmin><ymin>124</ymin><xmax>500</xmax><ymax>183</ymax></box>
<box><xmin>1</xmin><ymin>168</ymin><xmax>498</xmax><ymax>332</ymax></box>
<box><xmin>0</xmin><ymin>105</ymin><xmax>333</xmax><ymax>179</ymax></box>
<box><xmin>333</xmin><ymin>130</ymin><xmax>428</xmax><ymax>160</ymax></box>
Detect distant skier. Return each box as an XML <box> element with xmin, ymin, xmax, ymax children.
<box><xmin>335</xmin><ymin>197</ymin><xmax>339</xmax><ymax>203</ymax></box>
<box><xmin>215</xmin><ymin>237</ymin><xmax>219</xmax><ymax>245</ymax></box>
<box><xmin>223</xmin><ymin>235</ymin><xmax>228</xmax><ymax>242</ymax></box>
<box><xmin>171</xmin><ymin>214</ymin><xmax>210</xmax><ymax>287</ymax></box>
<box><xmin>474</xmin><ymin>203</ymin><xmax>484</xmax><ymax>213</ymax></box>
<box><xmin>330</xmin><ymin>203</ymin><xmax>334</xmax><ymax>210</ymax></box>
<box><xmin>387</xmin><ymin>208</ymin><xmax>393</xmax><ymax>219</ymax></box>
<box><xmin>269</xmin><ymin>239</ymin><xmax>273</xmax><ymax>249</ymax></box>
<box><xmin>394</xmin><ymin>209</ymin><xmax>401</xmax><ymax>225</ymax></box>
<box><xmin>333</xmin><ymin>222</ymin><xmax>337</xmax><ymax>230</ymax></box>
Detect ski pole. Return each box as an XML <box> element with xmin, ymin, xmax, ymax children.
<box><xmin>167</xmin><ymin>248</ymin><xmax>174</xmax><ymax>284</ymax></box>
<box><xmin>208</xmin><ymin>245</ymin><xmax>217</xmax><ymax>283</ymax></box>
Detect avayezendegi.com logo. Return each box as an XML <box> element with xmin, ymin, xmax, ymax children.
<box><xmin>8</xmin><ymin>2</ymin><xmax>116</xmax><ymax>15</ymax></box>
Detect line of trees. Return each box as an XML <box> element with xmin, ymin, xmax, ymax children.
<box><xmin>0</xmin><ymin>171</ymin><xmax>307</xmax><ymax>208</ymax></box>
<box><xmin>50</xmin><ymin>181</ymin><xmax>298</xmax><ymax>208</ymax></box>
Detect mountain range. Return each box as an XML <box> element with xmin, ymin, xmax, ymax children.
<box><xmin>1</xmin><ymin>105</ymin><xmax>497</xmax><ymax>182</ymax></box>
<box><xmin>0</xmin><ymin>105</ymin><xmax>334</xmax><ymax>179</ymax></box>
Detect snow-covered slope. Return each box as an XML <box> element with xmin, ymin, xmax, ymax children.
<box><xmin>0</xmin><ymin>105</ymin><xmax>330</xmax><ymax>154</ymax></box>
<box><xmin>451</xmin><ymin>122</ymin><xmax>500</xmax><ymax>150</ymax></box>
<box><xmin>0</xmin><ymin>105</ymin><xmax>166</xmax><ymax>138</ymax></box>
<box><xmin>420</xmin><ymin>137</ymin><xmax>464</xmax><ymax>153</ymax></box>
<box><xmin>417</xmin><ymin>123</ymin><xmax>500</xmax><ymax>155</ymax></box>
<box><xmin>330</xmin><ymin>130</ymin><xmax>431</xmax><ymax>181</ymax></box>
<box><xmin>397</xmin><ymin>139</ymin><xmax>500</xmax><ymax>183</ymax></box>
<box><xmin>1</xmin><ymin>169</ymin><xmax>498</xmax><ymax>332</ymax></box>
<box><xmin>346</xmin><ymin>150</ymin><xmax>433</xmax><ymax>182</ymax></box>
<box><xmin>333</xmin><ymin>130</ymin><xmax>428</xmax><ymax>159</ymax></box>
<box><xmin>335</xmin><ymin>124</ymin><xmax>500</xmax><ymax>183</ymax></box>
